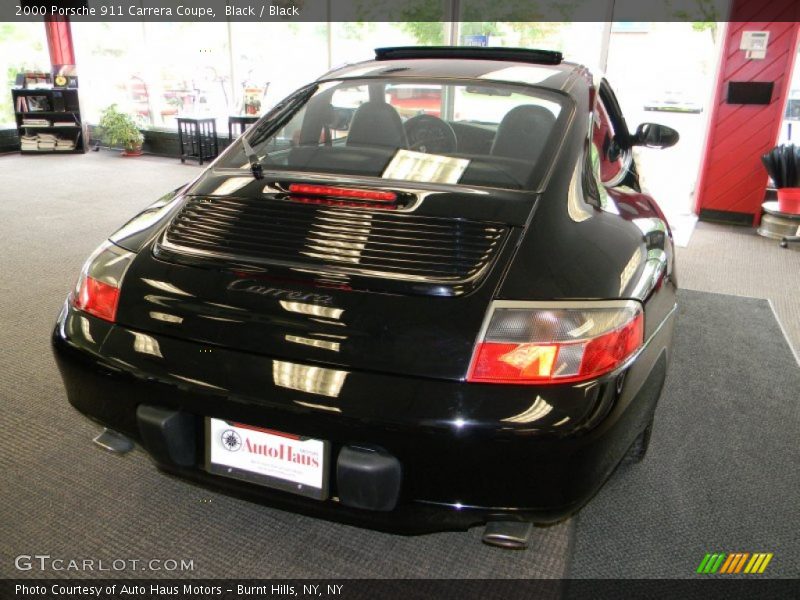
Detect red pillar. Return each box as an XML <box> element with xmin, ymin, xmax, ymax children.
<box><xmin>44</xmin><ymin>17</ymin><xmax>75</xmax><ymax>66</ymax></box>
<box><xmin>694</xmin><ymin>1</ymin><xmax>800</xmax><ymax>225</ymax></box>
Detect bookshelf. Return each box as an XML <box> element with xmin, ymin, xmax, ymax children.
<box><xmin>12</xmin><ymin>88</ymin><xmax>86</xmax><ymax>154</ymax></box>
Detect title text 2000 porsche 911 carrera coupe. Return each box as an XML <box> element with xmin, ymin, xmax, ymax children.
<box><xmin>53</xmin><ymin>47</ymin><xmax>679</xmax><ymax>548</ymax></box>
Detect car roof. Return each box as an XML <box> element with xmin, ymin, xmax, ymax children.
<box><xmin>319</xmin><ymin>49</ymin><xmax>591</xmax><ymax>96</ymax></box>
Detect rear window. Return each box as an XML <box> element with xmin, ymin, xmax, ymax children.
<box><xmin>218</xmin><ymin>78</ymin><xmax>566</xmax><ymax>191</ymax></box>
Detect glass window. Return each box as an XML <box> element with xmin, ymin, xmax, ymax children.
<box><xmin>218</xmin><ymin>78</ymin><xmax>565</xmax><ymax>191</ymax></box>
<box><xmin>588</xmin><ymin>136</ymin><xmax>611</xmax><ymax>209</ymax></box>
<box><xmin>230</xmin><ymin>22</ymin><xmax>329</xmax><ymax>117</ymax></box>
<box><xmin>592</xmin><ymin>97</ymin><xmax>626</xmax><ymax>185</ymax></box>
<box><xmin>0</xmin><ymin>22</ymin><xmax>50</xmax><ymax>127</ymax></box>
<box><xmin>140</xmin><ymin>22</ymin><xmax>232</xmax><ymax>130</ymax></box>
<box><xmin>455</xmin><ymin>15</ymin><xmax>607</xmax><ymax>69</ymax></box>
<box><xmin>605</xmin><ymin>21</ymin><xmax>724</xmax><ymax>217</ymax></box>
<box><xmin>71</xmin><ymin>22</ymin><xmax>148</xmax><ymax>126</ymax></box>
<box><xmin>779</xmin><ymin>42</ymin><xmax>800</xmax><ymax>144</ymax></box>
<box><xmin>329</xmin><ymin>22</ymin><xmax>445</xmax><ymax>67</ymax></box>
<box><xmin>330</xmin><ymin>84</ymin><xmax>369</xmax><ymax>138</ymax></box>
<box><xmin>74</xmin><ymin>22</ymin><xmax>234</xmax><ymax>130</ymax></box>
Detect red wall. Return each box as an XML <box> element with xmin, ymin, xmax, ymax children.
<box><xmin>695</xmin><ymin>1</ymin><xmax>800</xmax><ymax>224</ymax></box>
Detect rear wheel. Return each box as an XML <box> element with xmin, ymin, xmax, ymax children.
<box><xmin>625</xmin><ymin>420</ymin><xmax>653</xmax><ymax>463</ymax></box>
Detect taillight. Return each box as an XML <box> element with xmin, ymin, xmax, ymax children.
<box><xmin>467</xmin><ymin>300</ymin><xmax>644</xmax><ymax>384</ymax></box>
<box><xmin>71</xmin><ymin>241</ymin><xmax>135</xmax><ymax>323</ymax></box>
<box><xmin>288</xmin><ymin>183</ymin><xmax>397</xmax><ymax>202</ymax></box>
<box><xmin>75</xmin><ymin>276</ymin><xmax>120</xmax><ymax>322</ymax></box>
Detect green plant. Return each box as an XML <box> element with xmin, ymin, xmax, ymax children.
<box><xmin>98</xmin><ymin>104</ymin><xmax>144</xmax><ymax>152</ymax></box>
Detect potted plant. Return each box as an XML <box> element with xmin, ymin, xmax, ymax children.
<box><xmin>98</xmin><ymin>104</ymin><xmax>145</xmax><ymax>156</ymax></box>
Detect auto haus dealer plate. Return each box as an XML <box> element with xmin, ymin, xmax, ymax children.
<box><xmin>206</xmin><ymin>418</ymin><xmax>329</xmax><ymax>500</ymax></box>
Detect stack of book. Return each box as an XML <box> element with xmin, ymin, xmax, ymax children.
<box><xmin>37</xmin><ymin>133</ymin><xmax>58</xmax><ymax>150</ymax></box>
<box><xmin>55</xmin><ymin>138</ymin><xmax>76</xmax><ymax>151</ymax></box>
<box><xmin>21</xmin><ymin>117</ymin><xmax>50</xmax><ymax>127</ymax></box>
<box><xmin>20</xmin><ymin>135</ymin><xmax>38</xmax><ymax>151</ymax></box>
<box><xmin>21</xmin><ymin>133</ymin><xmax>77</xmax><ymax>151</ymax></box>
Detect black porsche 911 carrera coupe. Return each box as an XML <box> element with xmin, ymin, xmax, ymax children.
<box><xmin>53</xmin><ymin>47</ymin><xmax>679</xmax><ymax>548</ymax></box>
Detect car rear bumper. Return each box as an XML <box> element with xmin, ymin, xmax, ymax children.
<box><xmin>52</xmin><ymin>301</ymin><xmax>674</xmax><ymax>533</ymax></box>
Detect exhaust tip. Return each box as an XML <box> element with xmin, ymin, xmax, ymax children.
<box><xmin>482</xmin><ymin>520</ymin><xmax>533</xmax><ymax>550</ymax></box>
<box><xmin>93</xmin><ymin>428</ymin><xmax>134</xmax><ymax>454</ymax></box>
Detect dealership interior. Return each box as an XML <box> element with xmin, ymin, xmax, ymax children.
<box><xmin>1</xmin><ymin>3</ymin><xmax>799</xmax><ymax>583</ymax></box>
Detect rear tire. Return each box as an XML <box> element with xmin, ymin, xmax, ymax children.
<box><xmin>625</xmin><ymin>420</ymin><xmax>653</xmax><ymax>463</ymax></box>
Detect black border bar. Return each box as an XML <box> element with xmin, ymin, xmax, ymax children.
<box><xmin>7</xmin><ymin>0</ymin><xmax>799</xmax><ymax>23</ymax></box>
<box><xmin>3</xmin><ymin>579</ymin><xmax>800</xmax><ymax>600</ymax></box>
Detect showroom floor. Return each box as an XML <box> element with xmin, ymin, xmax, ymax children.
<box><xmin>676</xmin><ymin>220</ymin><xmax>800</xmax><ymax>362</ymax></box>
<box><xmin>0</xmin><ymin>152</ymin><xmax>797</xmax><ymax>579</ymax></box>
<box><xmin>568</xmin><ymin>289</ymin><xmax>799</xmax><ymax>579</ymax></box>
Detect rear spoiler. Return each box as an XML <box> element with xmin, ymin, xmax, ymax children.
<box><xmin>374</xmin><ymin>46</ymin><xmax>563</xmax><ymax>65</ymax></box>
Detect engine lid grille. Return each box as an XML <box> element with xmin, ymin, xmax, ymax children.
<box><xmin>160</xmin><ymin>196</ymin><xmax>508</xmax><ymax>287</ymax></box>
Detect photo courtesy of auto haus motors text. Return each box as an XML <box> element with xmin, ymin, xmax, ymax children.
<box><xmin>13</xmin><ymin>584</ymin><xmax>344</xmax><ymax>598</ymax></box>
<box><xmin>2</xmin><ymin>0</ymin><xmax>799</xmax><ymax>598</ymax></box>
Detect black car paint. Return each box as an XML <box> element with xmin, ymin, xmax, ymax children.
<box><xmin>52</xmin><ymin>56</ymin><xmax>677</xmax><ymax>532</ymax></box>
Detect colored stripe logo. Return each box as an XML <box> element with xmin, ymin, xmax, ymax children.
<box><xmin>697</xmin><ymin>552</ymin><xmax>773</xmax><ymax>574</ymax></box>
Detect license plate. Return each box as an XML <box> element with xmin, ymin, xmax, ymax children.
<box><xmin>206</xmin><ymin>418</ymin><xmax>329</xmax><ymax>500</ymax></box>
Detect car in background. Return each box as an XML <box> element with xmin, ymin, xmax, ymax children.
<box><xmin>53</xmin><ymin>47</ymin><xmax>679</xmax><ymax>548</ymax></box>
<box><xmin>644</xmin><ymin>89</ymin><xmax>703</xmax><ymax>113</ymax></box>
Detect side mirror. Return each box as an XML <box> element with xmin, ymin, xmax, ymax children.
<box><xmin>632</xmin><ymin>123</ymin><xmax>679</xmax><ymax>149</ymax></box>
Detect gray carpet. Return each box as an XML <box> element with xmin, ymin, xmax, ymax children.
<box><xmin>0</xmin><ymin>152</ymin><xmax>571</xmax><ymax>579</ymax></box>
<box><xmin>676</xmin><ymin>221</ymin><xmax>800</xmax><ymax>361</ymax></box>
<box><xmin>568</xmin><ymin>290</ymin><xmax>800</xmax><ymax>578</ymax></box>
